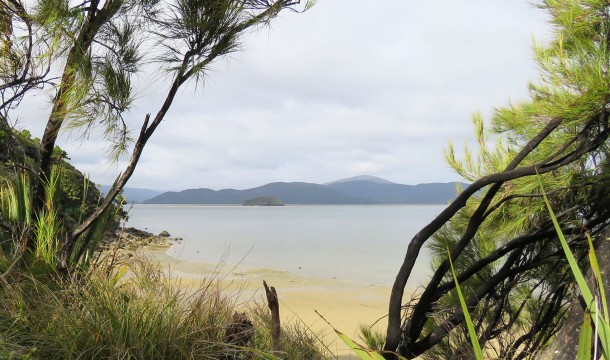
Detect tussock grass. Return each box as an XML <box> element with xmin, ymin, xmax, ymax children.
<box><xmin>0</xmin><ymin>257</ymin><xmax>328</xmax><ymax>359</ymax></box>
<box><xmin>249</xmin><ymin>303</ymin><xmax>331</xmax><ymax>360</ymax></box>
<box><xmin>358</xmin><ymin>324</ymin><xmax>385</xmax><ymax>352</ymax></box>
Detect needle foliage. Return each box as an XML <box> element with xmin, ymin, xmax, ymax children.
<box><xmin>384</xmin><ymin>1</ymin><xmax>610</xmax><ymax>358</ymax></box>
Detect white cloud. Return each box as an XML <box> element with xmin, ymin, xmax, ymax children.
<box><xmin>17</xmin><ymin>0</ymin><xmax>551</xmax><ymax>190</ymax></box>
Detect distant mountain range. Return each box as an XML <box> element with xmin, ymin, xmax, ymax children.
<box><xmin>139</xmin><ymin>175</ymin><xmax>467</xmax><ymax>205</ymax></box>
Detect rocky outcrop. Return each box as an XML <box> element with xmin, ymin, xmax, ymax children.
<box><xmin>97</xmin><ymin>227</ymin><xmax>182</xmax><ymax>264</ymax></box>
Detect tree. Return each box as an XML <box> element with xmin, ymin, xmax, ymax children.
<box><xmin>0</xmin><ymin>0</ymin><xmax>312</xmax><ymax>269</ymax></box>
<box><xmin>383</xmin><ymin>1</ymin><xmax>610</xmax><ymax>358</ymax></box>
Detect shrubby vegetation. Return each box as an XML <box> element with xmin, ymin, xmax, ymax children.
<box><xmin>0</xmin><ymin>257</ymin><xmax>330</xmax><ymax>359</ymax></box>
<box><xmin>2</xmin><ymin>0</ymin><xmax>610</xmax><ymax>359</ymax></box>
<box><xmin>243</xmin><ymin>196</ymin><xmax>285</xmax><ymax>206</ymax></box>
<box><xmin>0</xmin><ymin>0</ymin><xmax>322</xmax><ymax>359</ymax></box>
<box><xmin>381</xmin><ymin>1</ymin><xmax>610</xmax><ymax>359</ymax></box>
<box><xmin>0</xmin><ymin>0</ymin><xmax>313</xmax><ymax>269</ymax></box>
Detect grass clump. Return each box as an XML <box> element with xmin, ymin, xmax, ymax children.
<box><xmin>0</xmin><ymin>257</ymin><xmax>327</xmax><ymax>359</ymax></box>
<box><xmin>249</xmin><ymin>304</ymin><xmax>330</xmax><ymax>360</ymax></box>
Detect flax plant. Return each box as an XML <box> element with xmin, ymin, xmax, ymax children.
<box><xmin>34</xmin><ymin>167</ymin><xmax>61</xmax><ymax>266</ymax></box>
<box><xmin>0</xmin><ymin>172</ymin><xmax>31</xmax><ymax>254</ymax></box>
<box><xmin>540</xmin><ymin>178</ymin><xmax>610</xmax><ymax>359</ymax></box>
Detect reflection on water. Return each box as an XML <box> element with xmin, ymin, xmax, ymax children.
<box><xmin>126</xmin><ymin>205</ymin><xmax>444</xmax><ymax>288</ymax></box>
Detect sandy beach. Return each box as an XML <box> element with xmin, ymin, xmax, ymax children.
<box><xmin>141</xmin><ymin>246</ymin><xmax>394</xmax><ymax>358</ymax></box>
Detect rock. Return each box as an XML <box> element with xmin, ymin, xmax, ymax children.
<box><xmin>95</xmin><ymin>227</ymin><xmax>180</xmax><ymax>268</ymax></box>
<box><xmin>124</xmin><ymin>227</ymin><xmax>153</xmax><ymax>237</ymax></box>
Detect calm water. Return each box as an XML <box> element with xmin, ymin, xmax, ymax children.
<box><xmin>125</xmin><ymin>205</ymin><xmax>445</xmax><ymax>287</ymax></box>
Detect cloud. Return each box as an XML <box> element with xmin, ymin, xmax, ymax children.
<box><xmin>16</xmin><ymin>0</ymin><xmax>551</xmax><ymax>190</ymax></box>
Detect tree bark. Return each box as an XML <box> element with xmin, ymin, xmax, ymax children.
<box><xmin>384</xmin><ymin>118</ymin><xmax>563</xmax><ymax>357</ymax></box>
<box><xmin>33</xmin><ymin>0</ymin><xmax>121</xmax><ymax>237</ymax></box>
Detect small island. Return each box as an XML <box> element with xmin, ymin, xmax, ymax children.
<box><xmin>242</xmin><ymin>196</ymin><xmax>285</xmax><ymax>206</ymax></box>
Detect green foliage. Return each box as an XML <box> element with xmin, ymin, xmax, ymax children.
<box><xmin>577</xmin><ymin>312</ymin><xmax>593</xmax><ymax>360</ymax></box>
<box><xmin>69</xmin><ymin>192</ymin><xmax>118</xmax><ymax>268</ymax></box>
<box><xmin>33</xmin><ymin>168</ymin><xmax>61</xmax><ymax>267</ymax></box>
<box><xmin>0</xmin><ymin>172</ymin><xmax>31</xmax><ymax>227</ymax></box>
<box><xmin>358</xmin><ymin>324</ymin><xmax>386</xmax><ymax>352</ymax></box>
<box><xmin>317</xmin><ymin>313</ymin><xmax>404</xmax><ymax>359</ymax></box>
<box><xmin>408</xmin><ymin>0</ymin><xmax>610</xmax><ymax>358</ymax></box>
<box><xmin>2</xmin><ymin>0</ymin><xmax>312</xmax><ymax>271</ymax></box>
<box><xmin>249</xmin><ymin>304</ymin><xmax>331</xmax><ymax>359</ymax></box>
<box><xmin>0</xmin><ymin>124</ymin><xmax>124</xmax><ymax>270</ymax></box>
<box><xmin>0</xmin><ymin>171</ymin><xmax>31</xmax><ymax>255</ymax></box>
<box><xmin>0</xmin><ymin>130</ymin><xmax>103</xmax><ymax>228</ymax></box>
<box><xmin>337</xmin><ymin>330</ymin><xmax>386</xmax><ymax>360</ymax></box>
<box><xmin>447</xmin><ymin>246</ymin><xmax>483</xmax><ymax>360</ymax></box>
<box><xmin>243</xmin><ymin>196</ymin><xmax>285</xmax><ymax>206</ymax></box>
<box><xmin>0</xmin><ymin>258</ymin><xmax>326</xmax><ymax>359</ymax></box>
<box><xmin>540</xmin><ymin>180</ymin><xmax>610</xmax><ymax>359</ymax></box>
<box><xmin>54</xmin><ymin>161</ymin><xmax>102</xmax><ymax>229</ymax></box>
<box><xmin>335</xmin><ymin>329</ymin><xmax>407</xmax><ymax>360</ymax></box>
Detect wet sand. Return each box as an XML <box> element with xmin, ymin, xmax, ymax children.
<box><xmin>142</xmin><ymin>246</ymin><xmax>393</xmax><ymax>358</ymax></box>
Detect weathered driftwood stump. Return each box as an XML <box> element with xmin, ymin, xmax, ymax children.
<box><xmin>263</xmin><ymin>280</ymin><xmax>281</xmax><ymax>353</ymax></box>
<box><xmin>223</xmin><ymin>312</ymin><xmax>254</xmax><ymax>360</ymax></box>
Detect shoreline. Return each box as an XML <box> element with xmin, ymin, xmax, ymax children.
<box><xmin>139</xmin><ymin>245</ymin><xmax>392</xmax><ymax>357</ymax></box>
<box><xmin>148</xmin><ymin>245</ymin><xmax>391</xmax><ymax>328</ymax></box>
<box><xmin>102</xmin><ymin>227</ymin><xmax>397</xmax><ymax>357</ymax></box>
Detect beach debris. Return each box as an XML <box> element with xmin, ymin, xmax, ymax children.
<box><xmin>223</xmin><ymin>312</ymin><xmax>254</xmax><ymax>359</ymax></box>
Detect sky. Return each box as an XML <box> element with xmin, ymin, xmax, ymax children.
<box><xmin>17</xmin><ymin>0</ymin><xmax>552</xmax><ymax>191</ymax></box>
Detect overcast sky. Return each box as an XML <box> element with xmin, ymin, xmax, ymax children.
<box><xmin>18</xmin><ymin>0</ymin><xmax>552</xmax><ymax>191</ymax></box>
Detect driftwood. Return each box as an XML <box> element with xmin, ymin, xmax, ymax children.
<box><xmin>263</xmin><ymin>280</ymin><xmax>281</xmax><ymax>353</ymax></box>
<box><xmin>223</xmin><ymin>312</ymin><xmax>254</xmax><ymax>360</ymax></box>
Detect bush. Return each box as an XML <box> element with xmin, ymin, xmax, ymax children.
<box><xmin>0</xmin><ymin>257</ymin><xmax>327</xmax><ymax>359</ymax></box>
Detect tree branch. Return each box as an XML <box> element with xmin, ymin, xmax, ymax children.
<box><xmin>384</xmin><ymin>117</ymin><xmax>564</xmax><ymax>355</ymax></box>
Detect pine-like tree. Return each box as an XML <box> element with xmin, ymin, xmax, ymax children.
<box><xmin>385</xmin><ymin>1</ymin><xmax>610</xmax><ymax>358</ymax></box>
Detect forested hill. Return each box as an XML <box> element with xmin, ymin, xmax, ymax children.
<box><xmin>100</xmin><ymin>186</ymin><xmax>164</xmax><ymax>204</ymax></box>
<box><xmin>143</xmin><ymin>176</ymin><xmax>467</xmax><ymax>204</ymax></box>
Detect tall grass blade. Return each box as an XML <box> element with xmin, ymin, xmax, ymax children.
<box><xmin>577</xmin><ymin>312</ymin><xmax>592</xmax><ymax>360</ymax></box>
<box><xmin>228</xmin><ymin>345</ymin><xmax>284</xmax><ymax>359</ymax></box>
<box><xmin>358</xmin><ymin>324</ymin><xmax>386</xmax><ymax>352</ymax></box>
<box><xmin>70</xmin><ymin>176</ymin><xmax>122</xmax><ymax>268</ymax></box>
<box><xmin>315</xmin><ymin>310</ymin><xmax>406</xmax><ymax>359</ymax></box>
<box><xmin>77</xmin><ymin>173</ymin><xmax>90</xmax><ymax>224</ymax></box>
<box><xmin>587</xmin><ymin>233</ymin><xmax>609</xmax><ymax>324</ymax></box>
<box><xmin>447</xmin><ymin>247</ymin><xmax>483</xmax><ymax>360</ymax></box>
<box><xmin>70</xmin><ymin>201</ymin><xmax>114</xmax><ymax>268</ymax></box>
<box><xmin>1</xmin><ymin>173</ymin><xmax>32</xmax><ymax>226</ymax></box>
<box><xmin>17</xmin><ymin>173</ymin><xmax>30</xmax><ymax>226</ymax></box>
<box><xmin>34</xmin><ymin>208</ymin><xmax>60</xmax><ymax>266</ymax></box>
<box><xmin>336</xmin><ymin>330</ymin><xmax>385</xmax><ymax>360</ymax></box>
<box><xmin>538</xmin><ymin>176</ymin><xmax>610</xmax><ymax>359</ymax></box>
<box><xmin>34</xmin><ymin>167</ymin><xmax>62</xmax><ymax>266</ymax></box>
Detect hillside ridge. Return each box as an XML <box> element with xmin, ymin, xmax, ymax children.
<box><xmin>141</xmin><ymin>176</ymin><xmax>466</xmax><ymax>205</ymax></box>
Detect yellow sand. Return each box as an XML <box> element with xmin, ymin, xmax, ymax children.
<box><xmin>141</xmin><ymin>246</ymin><xmax>392</xmax><ymax>358</ymax></box>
